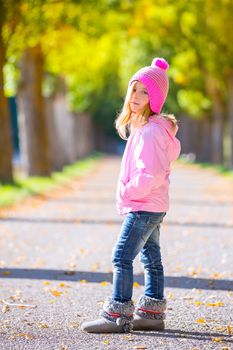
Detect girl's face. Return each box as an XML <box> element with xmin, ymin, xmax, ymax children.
<box><xmin>129</xmin><ymin>81</ymin><xmax>149</xmax><ymax>114</ymax></box>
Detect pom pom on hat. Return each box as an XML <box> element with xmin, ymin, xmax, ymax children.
<box><xmin>152</xmin><ymin>57</ymin><xmax>169</xmax><ymax>71</ymax></box>
<box><xmin>129</xmin><ymin>57</ymin><xmax>169</xmax><ymax>114</ymax></box>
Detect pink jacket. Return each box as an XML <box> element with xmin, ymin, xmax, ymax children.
<box><xmin>116</xmin><ymin>115</ymin><xmax>181</xmax><ymax>215</ymax></box>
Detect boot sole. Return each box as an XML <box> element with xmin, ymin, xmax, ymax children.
<box><xmin>133</xmin><ymin>320</ymin><xmax>165</xmax><ymax>331</ymax></box>
<box><xmin>80</xmin><ymin>321</ymin><xmax>125</xmax><ymax>333</ymax></box>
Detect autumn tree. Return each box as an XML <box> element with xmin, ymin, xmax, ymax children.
<box><xmin>2</xmin><ymin>0</ymin><xmax>233</xmax><ymax>175</ymax></box>
<box><xmin>0</xmin><ymin>0</ymin><xmax>14</xmax><ymax>183</ymax></box>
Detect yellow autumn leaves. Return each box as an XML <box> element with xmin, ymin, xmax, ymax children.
<box><xmin>41</xmin><ymin>279</ymin><xmax>114</xmax><ymax>299</ymax></box>
<box><xmin>42</xmin><ymin>279</ymin><xmax>140</xmax><ymax>290</ymax></box>
<box><xmin>43</xmin><ymin>281</ymin><xmax>71</xmax><ymax>298</ymax></box>
<box><xmin>196</xmin><ymin>318</ymin><xmax>206</xmax><ymax>323</ymax></box>
<box><xmin>196</xmin><ymin>318</ymin><xmax>232</xmax><ymax>336</ymax></box>
<box><xmin>195</xmin><ymin>301</ymin><xmax>224</xmax><ymax>307</ymax></box>
<box><xmin>206</xmin><ymin>301</ymin><xmax>224</xmax><ymax>307</ymax></box>
<box><xmin>102</xmin><ymin>337</ymin><xmax>148</xmax><ymax>349</ymax></box>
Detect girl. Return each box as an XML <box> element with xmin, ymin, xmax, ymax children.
<box><xmin>81</xmin><ymin>58</ymin><xmax>181</xmax><ymax>333</ymax></box>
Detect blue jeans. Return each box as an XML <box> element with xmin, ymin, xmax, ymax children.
<box><xmin>111</xmin><ymin>211</ymin><xmax>166</xmax><ymax>302</ymax></box>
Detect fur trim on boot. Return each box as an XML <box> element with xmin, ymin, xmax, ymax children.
<box><xmin>133</xmin><ymin>295</ymin><xmax>166</xmax><ymax>331</ymax></box>
<box><xmin>80</xmin><ymin>297</ymin><xmax>134</xmax><ymax>333</ymax></box>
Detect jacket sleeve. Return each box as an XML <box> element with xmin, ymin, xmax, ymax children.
<box><xmin>122</xmin><ymin>127</ymin><xmax>167</xmax><ymax>201</ymax></box>
<box><xmin>169</xmin><ymin>137</ymin><xmax>181</xmax><ymax>161</ymax></box>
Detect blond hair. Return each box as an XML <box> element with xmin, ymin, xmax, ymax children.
<box><xmin>115</xmin><ymin>81</ymin><xmax>178</xmax><ymax>140</ymax></box>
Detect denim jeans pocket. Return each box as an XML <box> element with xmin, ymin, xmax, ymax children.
<box><xmin>138</xmin><ymin>213</ymin><xmax>165</xmax><ymax>242</ymax></box>
<box><xmin>135</xmin><ymin>213</ymin><xmax>155</xmax><ymax>242</ymax></box>
<box><xmin>148</xmin><ymin>212</ymin><xmax>166</xmax><ymax>225</ymax></box>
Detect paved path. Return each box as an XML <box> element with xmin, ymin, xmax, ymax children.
<box><xmin>0</xmin><ymin>156</ymin><xmax>233</xmax><ymax>350</ymax></box>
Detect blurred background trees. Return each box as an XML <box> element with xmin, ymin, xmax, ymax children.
<box><xmin>0</xmin><ymin>0</ymin><xmax>233</xmax><ymax>183</ymax></box>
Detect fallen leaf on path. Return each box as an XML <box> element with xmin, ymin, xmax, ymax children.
<box><xmin>133</xmin><ymin>282</ymin><xmax>140</xmax><ymax>287</ymax></box>
<box><xmin>59</xmin><ymin>283</ymin><xmax>70</xmax><ymax>288</ymax></box>
<box><xmin>227</xmin><ymin>324</ymin><xmax>232</xmax><ymax>335</ymax></box>
<box><xmin>211</xmin><ymin>337</ymin><xmax>224</xmax><ymax>342</ymax></box>
<box><xmin>134</xmin><ymin>346</ymin><xmax>147</xmax><ymax>350</ymax></box>
<box><xmin>43</xmin><ymin>281</ymin><xmax>50</xmax><ymax>285</ymax></box>
<box><xmin>210</xmin><ymin>272</ymin><xmax>222</xmax><ymax>279</ymax></box>
<box><xmin>213</xmin><ymin>326</ymin><xmax>227</xmax><ymax>332</ymax></box>
<box><xmin>103</xmin><ymin>339</ymin><xmax>110</xmax><ymax>345</ymax></box>
<box><xmin>206</xmin><ymin>301</ymin><xmax>224</xmax><ymax>307</ymax></box>
<box><xmin>50</xmin><ymin>290</ymin><xmax>62</xmax><ymax>297</ymax></box>
<box><xmin>61</xmin><ymin>345</ymin><xmax>69</xmax><ymax>350</ymax></box>
<box><xmin>2</xmin><ymin>271</ymin><xmax>11</xmax><ymax>276</ymax></box>
<box><xmin>189</xmin><ymin>266</ymin><xmax>202</xmax><ymax>277</ymax></box>
<box><xmin>9</xmin><ymin>290</ymin><xmax>22</xmax><ymax>302</ymax></box>
<box><xmin>100</xmin><ymin>281</ymin><xmax>109</xmax><ymax>286</ymax></box>
<box><xmin>24</xmin><ymin>321</ymin><xmax>35</xmax><ymax>326</ymax></box>
<box><xmin>196</xmin><ymin>318</ymin><xmax>206</xmax><ymax>324</ymax></box>
<box><xmin>69</xmin><ymin>321</ymin><xmax>80</xmax><ymax>328</ymax></box>
<box><xmin>38</xmin><ymin>322</ymin><xmax>49</xmax><ymax>329</ymax></box>
<box><xmin>123</xmin><ymin>334</ymin><xmax>132</xmax><ymax>340</ymax></box>
<box><xmin>79</xmin><ymin>280</ymin><xmax>87</xmax><ymax>284</ymax></box>
<box><xmin>12</xmin><ymin>333</ymin><xmax>34</xmax><ymax>340</ymax></box>
<box><xmin>2</xmin><ymin>305</ymin><xmax>10</xmax><ymax>313</ymax></box>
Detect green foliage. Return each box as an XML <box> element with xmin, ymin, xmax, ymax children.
<box><xmin>3</xmin><ymin>61</ymin><xmax>19</xmax><ymax>96</ymax></box>
<box><xmin>2</xmin><ymin>0</ymin><xmax>233</xmax><ymax>127</ymax></box>
<box><xmin>179</xmin><ymin>158</ymin><xmax>233</xmax><ymax>180</ymax></box>
<box><xmin>177</xmin><ymin>89</ymin><xmax>211</xmax><ymax>117</ymax></box>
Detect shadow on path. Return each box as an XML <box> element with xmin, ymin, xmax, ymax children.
<box><xmin>1</xmin><ymin>268</ymin><xmax>232</xmax><ymax>291</ymax></box>
<box><xmin>32</xmin><ymin>196</ymin><xmax>233</xmax><ymax>207</ymax></box>
<box><xmin>135</xmin><ymin>329</ymin><xmax>233</xmax><ymax>343</ymax></box>
<box><xmin>0</xmin><ymin>216</ymin><xmax>232</xmax><ymax>228</ymax></box>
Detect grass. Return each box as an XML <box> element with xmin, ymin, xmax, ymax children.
<box><xmin>179</xmin><ymin>157</ymin><xmax>233</xmax><ymax>180</ymax></box>
<box><xmin>198</xmin><ymin>162</ymin><xmax>233</xmax><ymax>179</ymax></box>
<box><xmin>0</xmin><ymin>152</ymin><xmax>103</xmax><ymax>208</ymax></box>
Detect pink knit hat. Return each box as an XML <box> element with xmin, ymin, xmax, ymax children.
<box><xmin>129</xmin><ymin>57</ymin><xmax>169</xmax><ymax>114</ymax></box>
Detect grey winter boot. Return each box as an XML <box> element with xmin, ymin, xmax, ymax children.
<box><xmin>80</xmin><ymin>297</ymin><xmax>134</xmax><ymax>333</ymax></box>
<box><xmin>133</xmin><ymin>295</ymin><xmax>166</xmax><ymax>331</ymax></box>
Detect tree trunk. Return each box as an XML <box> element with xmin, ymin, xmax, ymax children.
<box><xmin>0</xmin><ymin>21</ymin><xmax>13</xmax><ymax>183</ymax></box>
<box><xmin>211</xmin><ymin>93</ymin><xmax>224</xmax><ymax>164</ymax></box>
<box><xmin>195</xmin><ymin>116</ymin><xmax>212</xmax><ymax>163</ymax></box>
<box><xmin>17</xmin><ymin>43</ymin><xmax>51</xmax><ymax>176</ymax></box>
<box><xmin>205</xmin><ymin>75</ymin><xmax>224</xmax><ymax>164</ymax></box>
<box><xmin>228</xmin><ymin>73</ymin><xmax>233</xmax><ymax>169</ymax></box>
<box><xmin>201</xmin><ymin>116</ymin><xmax>212</xmax><ymax>163</ymax></box>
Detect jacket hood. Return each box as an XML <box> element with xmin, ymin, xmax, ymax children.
<box><xmin>149</xmin><ymin>115</ymin><xmax>178</xmax><ymax>137</ymax></box>
<box><xmin>149</xmin><ymin>115</ymin><xmax>181</xmax><ymax>161</ymax></box>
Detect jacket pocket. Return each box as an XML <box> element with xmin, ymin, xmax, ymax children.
<box><xmin>120</xmin><ymin>180</ymin><xmax>128</xmax><ymax>199</ymax></box>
